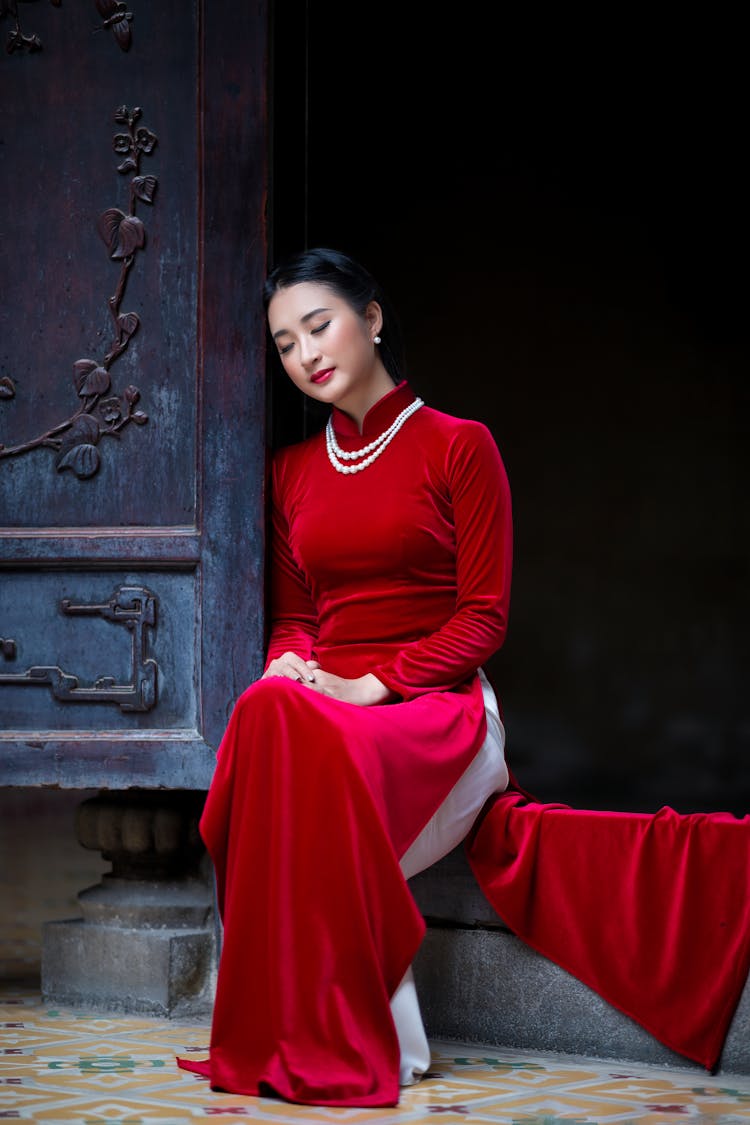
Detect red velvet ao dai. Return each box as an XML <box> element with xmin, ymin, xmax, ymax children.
<box><xmin>178</xmin><ymin>382</ymin><xmax>513</xmax><ymax>1105</ymax></box>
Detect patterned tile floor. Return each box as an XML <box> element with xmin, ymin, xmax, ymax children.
<box><xmin>3</xmin><ymin>788</ymin><xmax>750</xmax><ymax>1124</ymax></box>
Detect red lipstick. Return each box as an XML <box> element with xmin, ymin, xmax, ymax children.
<box><xmin>311</xmin><ymin>367</ymin><xmax>334</xmax><ymax>385</ymax></box>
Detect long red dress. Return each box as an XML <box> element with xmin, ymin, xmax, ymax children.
<box><xmin>180</xmin><ymin>381</ymin><xmax>750</xmax><ymax>1103</ymax></box>
<box><xmin>179</xmin><ymin>381</ymin><xmax>513</xmax><ymax>1105</ymax></box>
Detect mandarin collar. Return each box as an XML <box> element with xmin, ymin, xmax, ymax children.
<box><xmin>330</xmin><ymin>380</ymin><xmax>416</xmax><ymax>438</ymax></box>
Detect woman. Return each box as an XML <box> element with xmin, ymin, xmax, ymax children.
<box><xmin>178</xmin><ymin>247</ymin><xmax>514</xmax><ymax>1106</ymax></box>
<box><xmin>181</xmin><ymin>248</ymin><xmax>750</xmax><ymax>1103</ymax></box>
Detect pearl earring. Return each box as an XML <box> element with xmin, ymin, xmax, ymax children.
<box><xmin>374</xmin><ymin>335</ymin><xmax>382</xmax><ymax>344</ymax></box>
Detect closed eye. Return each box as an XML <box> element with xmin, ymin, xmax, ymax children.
<box><xmin>277</xmin><ymin>319</ymin><xmax>330</xmax><ymax>356</ymax></box>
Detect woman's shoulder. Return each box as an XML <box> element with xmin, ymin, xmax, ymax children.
<box><xmin>417</xmin><ymin>402</ymin><xmax>499</xmax><ymax>451</ymax></box>
<box><xmin>415</xmin><ymin>404</ymin><xmax>508</xmax><ymax>493</ymax></box>
<box><xmin>270</xmin><ymin>428</ymin><xmax>324</xmax><ymax>494</ymax></box>
<box><xmin>272</xmin><ymin>427</ymin><xmax>324</xmax><ymax>466</ymax></box>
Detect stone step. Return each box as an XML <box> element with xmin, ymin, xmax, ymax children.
<box><xmin>409</xmin><ymin>847</ymin><xmax>750</xmax><ymax>1076</ymax></box>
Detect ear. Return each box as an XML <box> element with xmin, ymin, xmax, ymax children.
<box><xmin>364</xmin><ymin>300</ymin><xmax>383</xmax><ymax>341</ymax></box>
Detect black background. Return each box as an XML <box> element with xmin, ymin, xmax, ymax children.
<box><xmin>269</xmin><ymin>4</ymin><xmax>748</xmax><ymax>813</ymax></box>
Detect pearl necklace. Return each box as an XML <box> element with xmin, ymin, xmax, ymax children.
<box><xmin>325</xmin><ymin>397</ymin><xmax>425</xmax><ymax>474</ymax></box>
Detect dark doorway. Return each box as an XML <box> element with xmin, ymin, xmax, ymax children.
<box><xmin>268</xmin><ymin>3</ymin><xmax>748</xmax><ymax>815</ymax></box>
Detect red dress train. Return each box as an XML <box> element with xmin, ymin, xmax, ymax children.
<box><xmin>468</xmin><ymin>792</ymin><xmax>750</xmax><ymax>1072</ymax></box>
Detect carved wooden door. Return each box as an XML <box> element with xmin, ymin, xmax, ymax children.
<box><xmin>0</xmin><ymin>1</ymin><xmax>267</xmax><ymax>790</ymax></box>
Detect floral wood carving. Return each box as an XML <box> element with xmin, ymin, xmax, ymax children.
<box><xmin>0</xmin><ymin>106</ymin><xmax>157</xmax><ymax>479</ymax></box>
<box><xmin>1</xmin><ymin>0</ymin><xmax>61</xmax><ymax>54</ymax></box>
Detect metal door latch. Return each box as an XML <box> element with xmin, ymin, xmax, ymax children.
<box><xmin>0</xmin><ymin>585</ymin><xmax>158</xmax><ymax>712</ymax></box>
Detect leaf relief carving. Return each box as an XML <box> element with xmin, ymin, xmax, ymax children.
<box><xmin>0</xmin><ymin>105</ymin><xmax>158</xmax><ymax>479</ymax></box>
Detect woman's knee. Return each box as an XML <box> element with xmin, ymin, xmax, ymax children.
<box><xmin>234</xmin><ymin>674</ymin><xmax>298</xmax><ymax>712</ymax></box>
<box><xmin>231</xmin><ymin>676</ymin><xmax>333</xmax><ymax>744</ymax></box>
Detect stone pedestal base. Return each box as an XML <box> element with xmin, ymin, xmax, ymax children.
<box><xmin>43</xmin><ymin>916</ymin><xmax>213</xmax><ymax>1018</ymax></box>
<box><xmin>41</xmin><ymin>790</ymin><xmax>216</xmax><ymax>1020</ymax></box>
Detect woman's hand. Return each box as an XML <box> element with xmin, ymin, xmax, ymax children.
<box><xmin>262</xmin><ymin>653</ymin><xmax>394</xmax><ymax>706</ymax></box>
<box><xmin>262</xmin><ymin>651</ymin><xmax>320</xmax><ymax>683</ymax></box>
<box><xmin>301</xmin><ymin>670</ymin><xmax>396</xmax><ymax>707</ymax></box>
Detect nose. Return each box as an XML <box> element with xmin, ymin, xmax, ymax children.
<box><xmin>298</xmin><ymin>334</ymin><xmax>322</xmax><ymax>369</ymax></box>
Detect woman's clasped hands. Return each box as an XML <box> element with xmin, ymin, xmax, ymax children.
<box><xmin>262</xmin><ymin>651</ymin><xmax>395</xmax><ymax>707</ymax></box>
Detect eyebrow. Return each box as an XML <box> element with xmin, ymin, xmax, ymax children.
<box><xmin>272</xmin><ymin>307</ymin><xmax>332</xmax><ymax>340</ymax></box>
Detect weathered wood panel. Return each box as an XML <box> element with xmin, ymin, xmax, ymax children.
<box><xmin>0</xmin><ymin>0</ymin><xmax>268</xmax><ymax>788</ymax></box>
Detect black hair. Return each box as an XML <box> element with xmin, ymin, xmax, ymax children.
<box><xmin>263</xmin><ymin>247</ymin><xmax>405</xmax><ymax>384</ymax></box>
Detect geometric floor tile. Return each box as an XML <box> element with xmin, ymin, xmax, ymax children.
<box><xmin>3</xmin><ymin>990</ymin><xmax>750</xmax><ymax>1124</ymax></box>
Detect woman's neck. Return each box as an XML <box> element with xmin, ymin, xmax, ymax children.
<box><xmin>333</xmin><ymin>366</ymin><xmax>397</xmax><ymax>433</ymax></box>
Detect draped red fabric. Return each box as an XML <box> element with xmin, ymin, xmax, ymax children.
<box><xmin>178</xmin><ymin>678</ymin><xmax>427</xmax><ymax>1105</ymax></box>
<box><xmin>467</xmin><ymin>790</ymin><xmax>750</xmax><ymax>1071</ymax></box>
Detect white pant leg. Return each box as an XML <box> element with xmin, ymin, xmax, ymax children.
<box><xmin>392</xmin><ymin>671</ymin><xmax>509</xmax><ymax>1085</ymax></box>
<box><xmin>390</xmin><ymin>965</ymin><xmax>430</xmax><ymax>1086</ymax></box>
<box><xmin>399</xmin><ymin>670</ymin><xmax>509</xmax><ymax>880</ymax></box>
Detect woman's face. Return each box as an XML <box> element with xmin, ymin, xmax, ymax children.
<box><xmin>267</xmin><ymin>282</ymin><xmax>388</xmax><ymax>420</ymax></box>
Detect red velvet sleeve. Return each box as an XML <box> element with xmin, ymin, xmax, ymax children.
<box><xmin>372</xmin><ymin>421</ymin><xmax>512</xmax><ymax>700</ymax></box>
<box><xmin>264</xmin><ymin>455</ymin><xmax>319</xmax><ymax>669</ymax></box>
